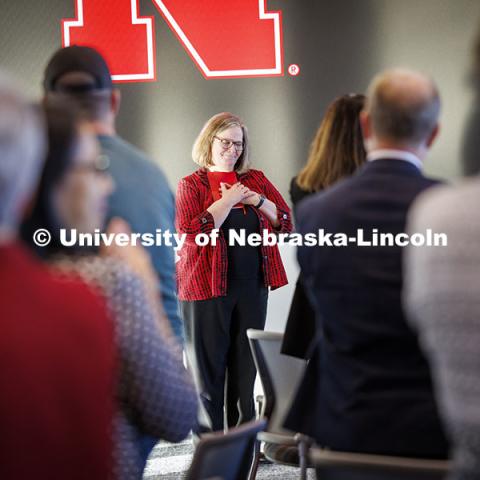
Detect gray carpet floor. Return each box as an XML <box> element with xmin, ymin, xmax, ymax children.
<box><xmin>143</xmin><ymin>438</ymin><xmax>315</xmax><ymax>479</ymax></box>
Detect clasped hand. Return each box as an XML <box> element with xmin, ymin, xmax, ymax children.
<box><xmin>220</xmin><ymin>182</ymin><xmax>260</xmax><ymax>206</ymax></box>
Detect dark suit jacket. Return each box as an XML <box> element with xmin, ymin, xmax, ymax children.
<box><xmin>284</xmin><ymin>159</ymin><xmax>449</xmax><ymax>458</ymax></box>
<box><xmin>0</xmin><ymin>243</ymin><xmax>115</xmax><ymax>479</ymax></box>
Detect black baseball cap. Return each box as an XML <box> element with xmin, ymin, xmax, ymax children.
<box><xmin>43</xmin><ymin>46</ymin><xmax>113</xmax><ymax>93</ymax></box>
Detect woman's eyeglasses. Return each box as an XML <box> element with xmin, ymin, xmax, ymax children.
<box><xmin>73</xmin><ymin>154</ymin><xmax>111</xmax><ymax>176</ymax></box>
<box><xmin>213</xmin><ymin>136</ymin><xmax>244</xmax><ymax>152</ymax></box>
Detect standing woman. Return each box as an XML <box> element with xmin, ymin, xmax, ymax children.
<box><xmin>281</xmin><ymin>94</ymin><xmax>366</xmax><ymax>359</ymax></box>
<box><xmin>176</xmin><ymin>112</ymin><xmax>292</xmax><ymax>436</ymax></box>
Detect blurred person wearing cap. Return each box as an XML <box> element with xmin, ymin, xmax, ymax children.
<box><xmin>42</xmin><ymin>45</ymin><xmax>183</xmax><ymax>344</ymax></box>
<box><xmin>0</xmin><ymin>73</ymin><xmax>116</xmax><ymax>478</ymax></box>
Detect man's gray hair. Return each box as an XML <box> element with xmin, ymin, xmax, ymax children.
<box><xmin>0</xmin><ymin>73</ymin><xmax>46</xmax><ymax>230</ymax></box>
<box><xmin>366</xmin><ymin>68</ymin><xmax>441</xmax><ymax>145</ymax></box>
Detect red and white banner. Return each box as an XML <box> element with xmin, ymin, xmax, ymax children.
<box><xmin>62</xmin><ymin>0</ymin><xmax>284</xmax><ymax>82</ymax></box>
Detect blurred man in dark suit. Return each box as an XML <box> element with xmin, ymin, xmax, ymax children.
<box><xmin>0</xmin><ymin>73</ymin><xmax>116</xmax><ymax>480</ymax></box>
<box><xmin>285</xmin><ymin>69</ymin><xmax>449</xmax><ymax>460</ymax></box>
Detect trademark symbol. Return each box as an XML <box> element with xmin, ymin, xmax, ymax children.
<box><xmin>288</xmin><ymin>64</ymin><xmax>300</xmax><ymax>76</ymax></box>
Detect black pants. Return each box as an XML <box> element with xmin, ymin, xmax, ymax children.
<box><xmin>181</xmin><ymin>277</ymin><xmax>268</xmax><ymax>435</ymax></box>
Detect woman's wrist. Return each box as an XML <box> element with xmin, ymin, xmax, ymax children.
<box><xmin>254</xmin><ymin>194</ymin><xmax>266</xmax><ymax>208</ymax></box>
<box><xmin>218</xmin><ymin>195</ymin><xmax>236</xmax><ymax>209</ymax></box>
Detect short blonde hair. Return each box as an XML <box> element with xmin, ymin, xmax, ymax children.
<box><xmin>192</xmin><ymin>112</ymin><xmax>251</xmax><ymax>174</ymax></box>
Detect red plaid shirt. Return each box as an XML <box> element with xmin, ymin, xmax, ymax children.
<box><xmin>175</xmin><ymin>168</ymin><xmax>292</xmax><ymax>301</ymax></box>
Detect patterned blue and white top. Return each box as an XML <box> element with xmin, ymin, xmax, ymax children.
<box><xmin>54</xmin><ymin>255</ymin><xmax>198</xmax><ymax>480</ymax></box>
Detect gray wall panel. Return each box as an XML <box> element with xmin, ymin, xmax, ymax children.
<box><xmin>1</xmin><ymin>1</ymin><xmax>478</xmax><ymax>196</ymax></box>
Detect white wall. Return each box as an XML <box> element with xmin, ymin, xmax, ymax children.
<box><xmin>265</xmin><ymin>244</ymin><xmax>300</xmax><ymax>333</ymax></box>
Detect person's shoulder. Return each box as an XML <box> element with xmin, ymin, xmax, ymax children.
<box><xmin>243</xmin><ymin>168</ymin><xmax>279</xmax><ymax>187</ymax></box>
<box><xmin>30</xmin><ymin>253</ymin><xmax>90</xmax><ymax>296</ymax></box>
<box><xmin>296</xmin><ymin>189</ymin><xmax>320</xmax><ymax>215</ymax></box>
<box><xmin>244</xmin><ymin>168</ymin><xmax>265</xmax><ymax>180</ymax></box>
<box><xmin>100</xmin><ymin>135</ymin><xmax>146</xmax><ymax>161</ymax></box>
<box><xmin>179</xmin><ymin>168</ymin><xmax>205</xmax><ymax>185</ymax></box>
<box><xmin>10</xmin><ymin>245</ymin><xmax>87</xmax><ymax>295</ymax></box>
<box><xmin>54</xmin><ymin>255</ymin><xmax>136</xmax><ymax>294</ymax></box>
<box><xmin>3</xmin><ymin>247</ymin><xmax>112</xmax><ymax>359</ymax></box>
<box><xmin>37</xmin><ymin>260</ymin><xmax>111</xmax><ymax>327</ymax></box>
<box><xmin>54</xmin><ymin>255</ymin><xmax>153</xmax><ymax>323</ymax></box>
<box><xmin>302</xmin><ymin>174</ymin><xmax>354</xmax><ymax>206</ymax></box>
<box><xmin>101</xmin><ymin>135</ymin><xmax>168</xmax><ymax>177</ymax></box>
<box><xmin>290</xmin><ymin>176</ymin><xmax>313</xmax><ymax>203</ymax></box>
<box><xmin>411</xmin><ymin>178</ymin><xmax>480</xmax><ymax>228</ymax></box>
<box><xmin>420</xmin><ymin>173</ymin><xmax>444</xmax><ymax>188</ymax></box>
<box><xmin>296</xmin><ymin>175</ymin><xmax>355</xmax><ymax>225</ymax></box>
<box><xmin>295</xmin><ymin>189</ymin><xmax>324</xmax><ymax>226</ymax></box>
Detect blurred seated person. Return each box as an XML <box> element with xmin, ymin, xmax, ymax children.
<box><xmin>282</xmin><ymin>94</ymin><xmax>366</xmax><ymax>359</ymax></box>
<box><xmin>405</xmin><ymin>181</ymin><xmax>480</xmax><ymax>479</ymax></box>
<box><xmin>0</xmin><ymin>74</ymin><xmax>115</xmax><ymax>479</ymax></box>
<box><xmin>462</xmin><ymin>27</ymin><xmax>480</xmax><ymax>176</ymax></box>
<box><xmin>405</xmin><ymin>31</ymin><xmax>480</xmax><ymax>475</ymax></box>
<box><xmin>22</xmin><ymin>101</ymin><xmax>198</xmax><ymax>480</ymax></box>
<box><xmin>284</xmin><ymin>69</ymin><xmax>449</xmax><ymax>461</ymax></box>
<box><xmin>404</xmin><ymin>35</ymin><xmax>480</xmax><ymax>472</ymax></box>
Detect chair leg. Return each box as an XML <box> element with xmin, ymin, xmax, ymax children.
<box><xmin>248</xmin><ymin>439</ymin><xmax>261</xmax><ymax>480</ymax></box>
<box><xmin>299</xmin><ymin>440</ymin><xmax>307</xmax><ymax>480</ymax></box>
<box><xmin>295</xmin><ymin>433</ymin><xmax>313</xmax><ymax>480</ymax></box>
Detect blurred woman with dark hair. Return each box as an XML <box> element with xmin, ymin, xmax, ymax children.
<box><xmin>21</xmin><ymin>101</ymin><xmax>197</xmax><ymax>480</ymax></box>
<box><xmin>282</xmin><ymin>94</ymin><xmax>366</xmax><ymax>359</ymax></box>
<box><xmin>295</xmin><ymin>94</ymin><xmax>366</xmax><ymax>194</ymax></box>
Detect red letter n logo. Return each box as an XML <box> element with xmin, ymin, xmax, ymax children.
<box><xmin>62</xmin><ymin>0</ymin><xmax>284</xmax><ymax>82</ymax></box>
